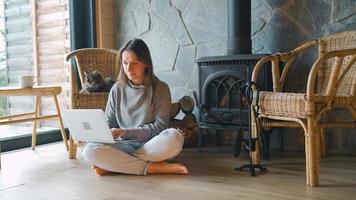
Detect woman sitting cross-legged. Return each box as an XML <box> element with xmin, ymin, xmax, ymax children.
<box><xmin>82</xmin><ymin>38</ymin><xmax>189</xmax><ymax>176</ymax></box>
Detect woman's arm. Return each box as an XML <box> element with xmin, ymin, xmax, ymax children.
<box><xmin>105</xmin><ymin>83</ymin><xmax>120</xmax><ymax>129</ymax></box>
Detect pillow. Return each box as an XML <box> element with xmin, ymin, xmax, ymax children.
<box><xmin>133</xmin><ymin>128</ymin><xmax>184</xmax><ymax>162</ymax></box>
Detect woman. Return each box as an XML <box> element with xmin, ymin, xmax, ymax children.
<box><xmin>82</xmin><ymin>38</ymin><xmax>189</xmax><ymax>176</ymax></box>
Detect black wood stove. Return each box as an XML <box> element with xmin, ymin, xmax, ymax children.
<box><xmin>195</xmin><ymin>0</ymin><xmax>272</xmax><ymax>159</ymax></box>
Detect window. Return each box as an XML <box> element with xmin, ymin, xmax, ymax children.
<box><xmin>0</xmin><ymin>0</ymin><xmax>70</xmax><ymax>141</ymax></box>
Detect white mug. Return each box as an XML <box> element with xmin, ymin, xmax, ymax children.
<box><xmin>18</xmin><ymin>75</ymin><xmax>38</xmax><ymax>88</ymax></box>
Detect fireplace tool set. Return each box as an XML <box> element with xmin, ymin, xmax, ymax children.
<box><xmin>235</xmin><ymin>80</ymin><xmax>267</xmax><ymax>176</ymax></box>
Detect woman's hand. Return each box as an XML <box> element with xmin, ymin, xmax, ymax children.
<box><xmin>111</xmin><ymin>128</ymin><xmax>126</xmax><ymax>139</ymax></box>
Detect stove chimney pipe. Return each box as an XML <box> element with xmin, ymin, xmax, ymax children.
<box><xmin>227</xmin><ymin>0</ymin><xmax>252</xmax><ymax>54</ymax></box>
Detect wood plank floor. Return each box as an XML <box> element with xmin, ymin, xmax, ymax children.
<box><xmin>0</xmin><ymin>143</ymin><xmax>356</xmax><ymax>200</ymax></box>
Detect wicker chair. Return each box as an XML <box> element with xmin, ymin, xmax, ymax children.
<box><xmin>65</xmin><ymin>48</ymin><xmax>120</xmax><ymax>110</ymax></box>
<box><xmin>65</xmin><ymin>48</ymin><xmax>120</xmax><ymax>158</ymax></box>
<box><xmin>251</xmin><ymin>31</ymin><xmax>356</xmax><ymax>187</ymax></box>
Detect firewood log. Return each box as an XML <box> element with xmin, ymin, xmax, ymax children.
<box><xmin>170</xmin><ymin>102</ymin><xmax>181</xmax><ymax>119</ymax></box>
<box><xmin>169</xmin><ymin>115</ymin><xmax>199</xmax><ymax>147</ymax></box>
<box><xmin>179</xmin><ymin>96</ymin><xmax>194</xmax><ymax>113</ymax></box>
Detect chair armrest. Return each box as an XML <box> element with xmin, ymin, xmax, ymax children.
<box><xmin>252</xmin><ymin>40</ymin><xmax>318</xmax><ymax>92</ymax></box>
<box><xmin>251</xmin><ymin>54</ymin><xmax>277</xmax><ymax>82</ymax></box>
<box><xmin>65</xmin><ymin>51</ymin><xmax>76</xmax><ymax>62</ymax></box>
<box><xmin>69</xmin><ymin>62</ymin><xmax>80</xmax><ymax>95</ymax></box>
<box><xmin>306</xmin><ymin>48</ymin><xmax>356</xmax><ymax>100</ymax></box>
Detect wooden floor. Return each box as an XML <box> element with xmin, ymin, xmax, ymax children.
<box><xmin>1</xmin><ymin>143</ymin><xmax>356</xmax><ymax>200</ymax></box>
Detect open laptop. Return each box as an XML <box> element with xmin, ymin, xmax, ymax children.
<box><xmin>62</xmin><ymin>109</ymin><xmax>116</xmax><ymax>143</ymax></box>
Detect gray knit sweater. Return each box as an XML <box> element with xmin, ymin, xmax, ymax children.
<box><xmin>105</xmin><ymin>79</ymin><xmax>171</xmax><ymax>144</ymax></box>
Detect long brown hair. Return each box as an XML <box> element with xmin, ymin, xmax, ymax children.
<box><xmin>117</xmin><ymin>38</ymin><xmax>155</xmax><ymax>88</ymax></box>
<box><xmin>117</xmin><ymin>38</ymin><xmax>157</xmax><ymax>121</ymax></box>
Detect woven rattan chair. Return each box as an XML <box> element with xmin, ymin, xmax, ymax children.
<box><xmin>250</xmin><ymin>31</ymin><xmax>356</xmax><ymax>187</ymax></box>
<box><xmin>65</xmin><ymin>48</ymin><xmax>120</xmax><ymax>158</ymax></box>
<box><xmin>66</xmin><ymin>48</ymin><xmax>120</xmax><ymax>110</ymax></box>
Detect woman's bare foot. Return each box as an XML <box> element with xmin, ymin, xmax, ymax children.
<box><xmin>91</xmin><ymin>165</ymin><xmax>110</xmax><ymax>176</ymax></box>
<box><xmin>147</xmin><ymin>162</ymin><xmax>189</xmax><ymax>174</ymax></box>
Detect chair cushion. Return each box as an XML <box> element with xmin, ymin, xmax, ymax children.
<box><xmin>257</xmin><ymin>92</ymin><xmax>309</xmax><ymax>118</ymax></box>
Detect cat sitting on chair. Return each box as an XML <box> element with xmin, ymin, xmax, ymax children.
<box><xmin>80</xmin><ymin>70</ymin><xmax>115</xmax><ymax>93</ymax></box>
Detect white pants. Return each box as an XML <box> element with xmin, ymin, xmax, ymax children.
<box><xmin>82</xmin><ymin>128</ymin><xmax>184</xmax><ymax>175</ymax></box>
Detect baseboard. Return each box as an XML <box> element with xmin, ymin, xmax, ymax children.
<box><xmin>0</xmin><ymin>129</ymin><xmax>69</xmax><ymax>152</ymax></box>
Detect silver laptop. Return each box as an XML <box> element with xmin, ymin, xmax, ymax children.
<box><xmin>62</xmin><ymin>109</ymin><xmax>116</xmax><ymax>143</ymax></box>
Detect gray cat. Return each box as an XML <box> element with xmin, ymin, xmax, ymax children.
<box><xmin>80</xmin><ymin>70</ymin><xmax>115</xmax><ymax>93</ymax></box>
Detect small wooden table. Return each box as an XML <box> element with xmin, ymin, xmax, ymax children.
<box><xmin>0</xmin><ymin>86</ymin><xmax>69</xmax><ymax>166</ymax></box>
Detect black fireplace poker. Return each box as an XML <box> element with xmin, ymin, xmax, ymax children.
<box><xmin>235</xmin><ymin>80</ymin><xmax>267</xmax><ymax>176</ymax></box>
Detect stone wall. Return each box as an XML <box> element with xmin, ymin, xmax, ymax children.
<box><xmin>114</xmin><ymin>0</ymin><xmax>356</xmax><ymax>153</ymax></box>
